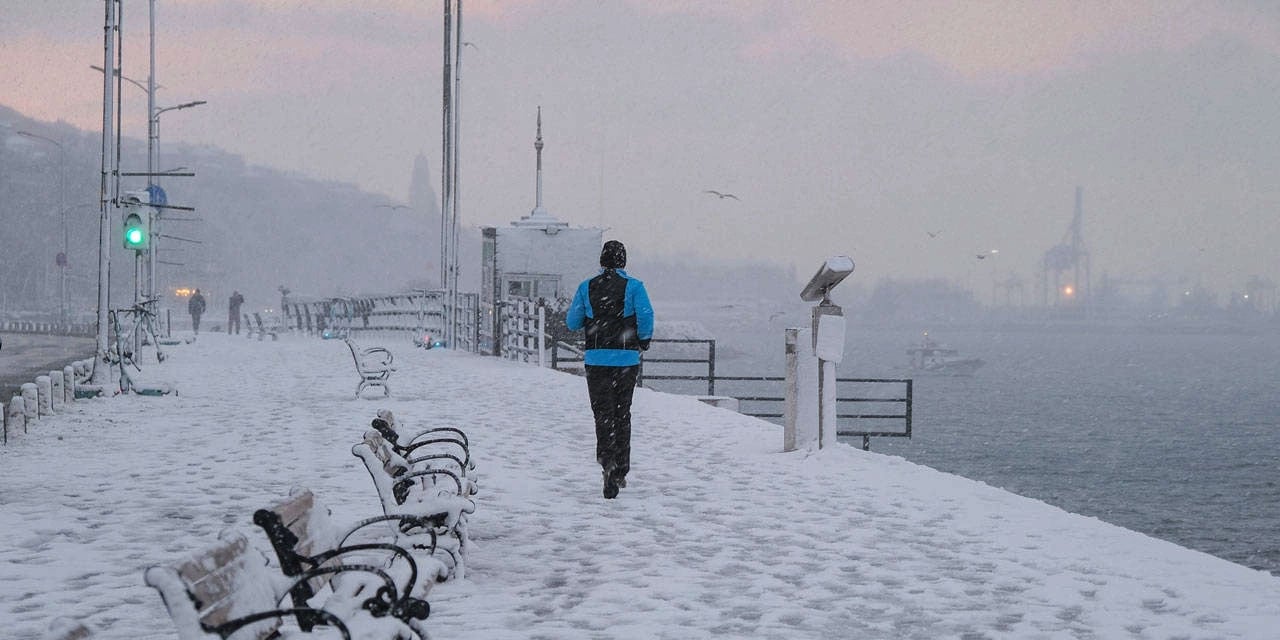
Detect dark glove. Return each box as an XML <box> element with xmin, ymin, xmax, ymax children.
<box><xmin>639</xmin><ymin>339</ymin><xmax>650</xmax><ymax>351</ymax></box>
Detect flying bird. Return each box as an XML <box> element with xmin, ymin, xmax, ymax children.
<box><xmin>375</xmin><ymin>204</ymin><xmax>412</xmax><ymax>211</ymax></box>
<box><xmin>975</xmin><ymin>253</ymin><xmax>988</xmax><ymax>260</ymax></box>
<box><xmin>703</xmin><ymin>190</ymin><xmax>739</xmax><ymax>200</ymax></box>
<box><xmin>926</xmin><ymin>230</ymin><xmax>941</xmax><ymax>238</ymax></box>
<box><xmin>462</xmin><ymin>41</ymin><xmax>478</xmax><ymax>50</ymax></box>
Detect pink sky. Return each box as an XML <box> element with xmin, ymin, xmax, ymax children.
<box><xmin>3</xmin><ymin>1</ymin><xmax>1278</xmax><ymax>295</ymax></box>
<box><xmin>7</xmin><ymin>1</ymin><xmax>1275</xmax><ymax>136</ymax></box>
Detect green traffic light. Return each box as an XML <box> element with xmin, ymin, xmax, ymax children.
<box><xmin>123</xmin><ymin>212</ymin><xmax>147</xmax><ymax>249</ymax></box>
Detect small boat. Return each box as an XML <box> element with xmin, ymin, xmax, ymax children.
<box><xmin>906</xmin><ymin>332</ymin><xmax>984</xmax><ymax>376</ymax></box>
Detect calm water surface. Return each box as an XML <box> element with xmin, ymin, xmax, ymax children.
<box><xmin>666</xmin><ymin>320</ymin><xmax>1280</xmax><ymax>576</ymax></box>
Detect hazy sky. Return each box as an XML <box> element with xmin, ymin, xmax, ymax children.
<box><xmin>3</xmin><ymin>1</ymin><xmax>1278</xmax><ymax>298</ymax></box>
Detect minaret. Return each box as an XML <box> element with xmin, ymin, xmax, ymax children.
<box><xmin>514</xmin><ymin>106</ymin><xmax>568</xmax><ymax>229</ymax></box>
<box><xmin>534</xmin><ymin>106</ymin><xmax>544</xmax><ymax>215</ymax></box>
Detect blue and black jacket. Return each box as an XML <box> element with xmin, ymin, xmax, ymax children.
<box><xmin>565</xmin><ymin>268</ymin><xmax>654</xmax><ymax>367</ymax></box>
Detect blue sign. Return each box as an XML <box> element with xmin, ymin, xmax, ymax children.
<box><xmin>146</xmin><ymin>184</ymin><xmax>167</xmax><ymax>207</ymax></box>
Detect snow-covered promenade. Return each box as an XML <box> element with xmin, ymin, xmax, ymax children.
<box><xmin>3</xmin><ymin>333</ymin><xmax>1279</xmax><ymax>639</ymax></box>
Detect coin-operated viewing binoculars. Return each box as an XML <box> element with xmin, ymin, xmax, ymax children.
<box><xmin>785</xmin><ymin>256</ymin><xmax>855</xmax><ymax>451</ymax></box>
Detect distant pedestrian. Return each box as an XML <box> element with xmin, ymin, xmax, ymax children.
<box><xmin>227</xmin><ymin>290</ymin><xmax>244</xmax><ymax>335</ymax></box>
<box><xmin>188</xmin><ymin>289</ymin><xmax>207</xmax><ymax>335</ymax></box>
<box><xmin>565</xmin><ymin>240</ymin><xmax>655</xmax><ymax>499</ymax></box>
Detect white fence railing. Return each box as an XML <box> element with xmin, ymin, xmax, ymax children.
<box><xmin>500</xmin><ymin>296</ymin><xmax>545</xmax><ymax>365</ymax></box>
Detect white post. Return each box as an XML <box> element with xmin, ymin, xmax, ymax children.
<box><xmin>813</xmin><ymin>310</ymin><xmax>846</xmax><ymax>449</ymax></box>
<box><xmin>784</xmin><ymin>327</ymin><xmax>819</xmax><ymax>451</ymax></box>
<box><xmin>537</xmin><ymin>304</ymin><xmax>546</xmax><ymax>367</ymax></box>
<box><xmin>21</xmin><ymin>383</ymin><xmax>39</xmax><ymax>422</ymax></box>
<box><xmin>63</xmin><ymin>366</ymin><xmax>76</xmax><ymax>403</ymax></box>
<box><xmin>36</xmin><ymin>376</ymin><xmax>54</xmax><ymax>416</ymax></box>
<box><xmin>50</xmin><ymin>371</ymin><xmax>65</xmax><ymax>411</ymax></box>
<box><xmin>6</xmin><ymin>397</ymin><xmax>25</xmax><ymax>436</ymax></box>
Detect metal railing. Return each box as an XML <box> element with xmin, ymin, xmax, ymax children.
<box><xmin>550</xmin><ymin>339</ymin><xmax>913</xmax><ymax>450</ymax></box>
<box><xmin>551</xmin><ymin>338</ymin><xmax>717</xmax><ymax>391</ymax></box>
<box><xmin>638</xmin><ymin>339</ymin><xmax>716</xmax><ymax>393</ymax></box>
<box><xmin>282</xmin><ymin>291</ymin><xmax>480</xmax><ymax>352</ymax></box>
<box><xmin>711</xmin><ymin>375</ymin><xmax>912</xmax><ymax>450</ymax></box>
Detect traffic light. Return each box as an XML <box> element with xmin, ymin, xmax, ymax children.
<box><xmin>122</xmin><ymin>194</ymin><xmax>149</xmax><ymax>251</ymax></box>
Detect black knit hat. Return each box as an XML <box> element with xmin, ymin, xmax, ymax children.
<box><xmin>600</xmin><ymin>240</ymin><xmax>627</xmax><ymax>269</ymax></box>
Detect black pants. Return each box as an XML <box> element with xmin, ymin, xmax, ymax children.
<box><xmin>191</xmin><ymin>314</ymin><xmax>201</xmax><ymax>333</ymax></box>
<box><xmin>228</xmin><ymin>312</ymin><xmax>240</xmax><ymax>334</ymax></box>
<box><xmin>585</xmin><ymin>364</ymin><xmax>639</xmax><ymax>477</ymax></box>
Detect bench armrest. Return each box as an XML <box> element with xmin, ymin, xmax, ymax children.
<box><xmin>401</xmin><ymin>439</ymin><xmax>471</xmax><ymax>469</ymax></box>
<box><xmin>404</xmin><ymin>427</ymin><xmax>469</xmax><ymax>451</ymax></box>
<box><xmin>361</xmin><ymin>347</ymin><xmax>393</xmax><ymax>366</ymax></box>
<box><xmin>404</xmin><ymin>451</ymin><xmax>466</xmax><ymax>473</ymax></box>
<box><xmin>394</xmin><ymin>468</ymin><xmax>464</xmax><ymax>499</ymax></box>
<box><xmin>339</xmin><ymin>514</ymin><xmax>445</xmax><ymax>553</ymax></box>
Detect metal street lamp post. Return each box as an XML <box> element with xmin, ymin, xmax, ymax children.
<box><xmin>148</xmin><ymin>100</ymin><xmax>205</xmax><ymax>308</ymax></box>
<box><xmin>92</xmin><ymin>0</ymin><xmax>118</xmax><ymax>387</ymax></box>
<box><xmin>91</xmin><ymin>61</ymin><xmax>204</xmax><ymax>324</ymax></box>
<box><xmin>89</xmin><ymin>64</ymin><xmax>154</xmax><ymax>93</ymax></box>
<box><xmin>15</xmin><ymin>130</ymin><xmax>68</xmax><ymax>325</ymax></box>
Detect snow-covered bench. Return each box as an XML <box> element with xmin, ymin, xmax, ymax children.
<box><xmin>369</xmin><ymin>410</ymin><xmax>474</xmax><ymax>480</ymax></box>
<box><xmin>345</xmin><ymin>338</ymin><xmax>394</xmax><ymax>399</ymax></box>
<box><xmin>145</xmin><ymin>530</ymin><xmax>422</xmax><ymax>640</ymax></box>
<box><xmin>352</xmin><ymin>420</ymin><xmax>476</xmax><ymax>579</ymax></box>
<box><xmin>252</xmin><ymin>488</ymin><xmax>442</xmax><ymax>638</ymax></box>
<box><xmin>245</xmin><ymin>312</ymin><xmax>279</xmax><ymax>341</ymax></box>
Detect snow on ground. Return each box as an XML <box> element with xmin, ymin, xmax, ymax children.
<box><xmin>2</xmin><ymin>333</ymin><xmax>1279</xmax><ymax>639</ymax></box>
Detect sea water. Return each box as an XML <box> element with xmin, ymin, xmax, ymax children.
<box><xmin>655</xmin><ymin>314</ymin><xmax>1280</xmax><ymax>576</ymax></box>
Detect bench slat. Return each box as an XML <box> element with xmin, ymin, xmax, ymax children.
<box><xmin>146</xmin><ymin>532</ymin><xmax>284</xmax><ymax>640</ymax></box>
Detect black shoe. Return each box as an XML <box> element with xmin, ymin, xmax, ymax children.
<box><xmin>602</xmin><ymin>469</ymin><xmax>619</xmax><ymax>499</ymax></box>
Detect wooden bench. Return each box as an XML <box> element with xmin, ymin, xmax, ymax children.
<box><xmin>345</xmin><ymin>338</ymin><xmax>394</xmax><ymax>399</ymax></box>
<box><xmin>352</xmin><ymin>429</ymin><xmax>476</xmax><ymax>579</ymax></box>
<box><xmin>145</xmin><ymin>530</ymin><xmax>421</xmax><ymax>639</ymax></box>
<box><xmin>253</xmin><ymin>488</ymin><xmax>446</xmax><ymax>638</ymax></box>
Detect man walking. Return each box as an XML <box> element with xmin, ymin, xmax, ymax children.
<box><xmin>188</xmin><ymin>289</ymin><xmax>206</xmax><ymax>335</ymax></box>
<box><xmin>566</xmin><ymin>240</ymin><xmax>654</xmax><ymax>499</ymax></box>
<box><xmin>227</xmin><ymin>290</ymin><xmax>244</xmax><ymax>335</ymax></box>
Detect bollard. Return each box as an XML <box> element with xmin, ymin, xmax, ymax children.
<box><xmin>21</xmin><ymin>383</ymin><xmax>39</xmax><ymax>422</ymax></box>
<box><xmin>50</xmin><ymin>371</ymin><xmax>65</xmax><ymax>410</ymax></box>
<box><xmin>6</xmin><ymin>396</ymin><xmax>25</xmax><ymax>439</ymax></box>
<box><xmin>36</xmin><ymin>376</ymin><xmax>54</xmax><ymax>416</ymax></box>
<box><xmin>63</xmin><ymin>366</ymin><xmax>76</xmax><ymax>404</ymax></box>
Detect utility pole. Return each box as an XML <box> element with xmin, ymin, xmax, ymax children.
<box><xmin>93</xmin><ymin>0</ymin><xmax>119</xmax><ymax>386</ymax></box>
<box><xmin>442</xmin><ymin>0</ymin><xmax>463</xmax><ymax>348</ymax></box>
<box><xmin>147</xmin><ymin>0</ymin><xmax>158</xmax><ymax>311</ymax></box>
<box><xmin>451</xmin><ymin>0</ymin><xmax>463</xmax><ymax>351</ymax></box>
